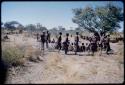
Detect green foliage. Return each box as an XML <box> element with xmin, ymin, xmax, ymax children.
<box><xmin>4</xmin><ymin>21</ymin><xmax>22</xmax><ymax>30</ymax></box>
<box><xmin>72</xmin><ymin>3</ymin><xmax>123</xmax><ymax>35</ymax></box>
<box><xmin>25</xmin><ymin>23</ymin><xmax>47</xmax><ymax>32</ymax></box>
<box><xmin>25</xmin><ymin>24</ymin><xmax>36</xmax><ymax>32</ymax></box>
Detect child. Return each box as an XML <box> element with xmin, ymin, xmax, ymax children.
<box><xmin>86</xmin><ymin>43</ymin><xmax>91</xmax><ymax>55</ymax></box>
<box><xmin>81</xmin><ymin>43</ymin><xmax>85</xmax><ymax>52</ymax></box>
<box><xmin>51</xmin><ymin>38</ymin><xmax>55</xmax><ymax>43</ymax></box>
<box><xmin>70</xmin><ymin>43</ymin><xmax>74</xmax><ymax>51</ymax></box>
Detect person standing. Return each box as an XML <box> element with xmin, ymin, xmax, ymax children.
<box><xmin>99</xmin><ymin>34</ymin><xmax>105</xmax><ymax>56</ymax></box>
<box><xmin>91</xmin><ymin>36</ymin><xmax>97</xmax><ymax>56</ymax></box>
<box><xmin>36</xmin><ymin>33</ymin><xmax>39</xmax><ymax>41</ymax></box>
<box><xmin>40</xmin><ymin>32</ymin><xmax>46</xmax><ymax>51</ymax></box>
<box><xmin>46</xmin><ymin>31</ymin><xmax>51</xmax><ymax>48</ymax></box>
<box><xmin>57</xmin><ymin>32</ymin><xmax>62</xmax><ymax>52</ymax></box>
<box><xmin>64</xmin><ymin>33</ymin><xmax>69</xmax><ymax>54</ymax></box>
<box><xmin>74</xmin><ymin>32</ymin><xmax>79</xmax><ymax>55</ymax></box>
<box><xmin>105</xmin><ymin>34</ymin><xmax>111</xmax><ymax>55</ymax></box>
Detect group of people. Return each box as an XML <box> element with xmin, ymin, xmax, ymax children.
<box><xmin>37</xmin><ymin>31</ymin><xmax>111</xmax><ymax>56</ymax></box>
<box><xmin>36</xmin><ymin>31</ymin><xmax>51</xmax><ymax>50</ymax></box>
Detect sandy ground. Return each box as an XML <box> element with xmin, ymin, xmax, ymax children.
<box><xmin>3</xmin><ymin>34</ymin><xmax>124</xmax><ymax>84</ymax></box>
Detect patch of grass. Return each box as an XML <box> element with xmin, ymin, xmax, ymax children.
<box><xmin>2</xmin><ymin>45</ymin><xmax>25</xmax><ymax>67</ymax></box>
<box><xmin>2</xmin><ymin>41</ymin><xmax>42</xmax><ymax>67</ymax></box>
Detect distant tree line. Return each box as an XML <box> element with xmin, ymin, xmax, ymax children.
<box><xmin>1</xmin><ymin>21</ymin><xmax>48</xmax><ymax>32</ymax></box>
<box><xmin>1</xmin><ymin>21</ymin><xmax>83</xmax><ymax>33</ymax></box>
<box><xmin>1</xmin><ymin>21</ymin><xmax>81</xmax><ymax>36</ymax></box>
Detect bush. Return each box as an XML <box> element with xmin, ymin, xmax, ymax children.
<box><xmin>2</xmin><ymin>42</ymin><xmax>42</xmax><ymax>67</ymax></box>
<box><xmin>2</xmin><ymin>46</ymin><xmax>25</xmax><ymax>67</ymax></box>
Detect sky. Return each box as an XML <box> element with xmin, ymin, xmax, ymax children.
<box><xmin>1</xmin><ymin>1</ymin><xmax>124</xmax><ymax>31</ymax></box>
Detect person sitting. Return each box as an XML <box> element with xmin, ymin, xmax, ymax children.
<box><xmin>81</xmin><ymin>43</ymin><xmax>85</xmax><ymax>52</ymax></box>
<box><xmin>3</xmin><ymin>35</ymin><xmax>10</xmax><ymax>41</ymax></box>
<box><xmin>85</xmin><ymin>43</ymin><xmax>89</xmax><ymax>51</ymax></box>
<box><xmin>4</xmin><ymin>35</ymin><xmax>9</xmax><ymax>39</ymax></box>
<box><xmin>51</xmin><ymin>38</ymin><xmax>55</xmax><ymax>43</ymax></box>
<box><xmin>69</xmin><ymin>43</ymin><xmax>74</xmax><ymax>51</ymax></box>
<box><xmin>85</xmin><ymin>43</ymin><xmax>91</xmax><ymax>55</ymax></box>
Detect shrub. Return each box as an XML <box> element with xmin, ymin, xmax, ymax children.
<box><xmin>2</xmin><ymin>46</ymin><xmax>25</xmax><ymax>67</ymax></box>
<box><xmin>2</xmin><ymin>41</ymin><xmax>42</xmax><ymax>66</ymax></box>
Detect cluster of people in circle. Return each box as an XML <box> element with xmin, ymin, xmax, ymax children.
<box><xmin>36</xmin><ymin>31</ymin><xmax>111</xmax><ymax>56</ymax></box>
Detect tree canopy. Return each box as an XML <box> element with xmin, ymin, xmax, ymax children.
<box><xmin>72</xmin><ymin>3</ymin><xmax>123</xmax><ymax>36</ymax></box>
<box><xmin>4</xmin><ymin>21</ymin><xmax>22</xmax><ymax>30</ymax></box>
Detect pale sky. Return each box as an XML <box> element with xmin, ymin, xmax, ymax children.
<box><xmin>1</xmin><ymin>1</ymin><xmax>124</xmax><ymax>31</ymax></box>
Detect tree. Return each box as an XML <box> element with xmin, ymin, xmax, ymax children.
<box><xmin>36</xmin><ymin>23</ymin><xmax>47</xmax><ymax>32</ymax></box>
<box><xmin>96</xmin><ymin>3</ymin><xmax>123</xmax><ymax>34</ymax></box>
<box><xmin>72</xmin><ymin>3</ymin><xmax>123</xmax><ymax>38</ymax></box>
<box><xmin>25</xmin><ymin>24</ymin><xmax>36</xmax><ymax>33</ymax></box>
<box><xmin>58</xmin><ymin>26</ymin><xmax>65</xmax><ymax>31</ymax></box>
<box><xmin>17</xmin><ymin>24</ymin><xmax>24</xmax><ymax>33</ymax></box>
<box><xmin>49</xmin><ymin>27</ymin><xmax>58</xmax><ymax>37</ymax></box>
<box><xmin>75</xmin><ymin>27</ymin><xmax>83</xmax><ymax>31</ymax></box>
<box><xmin>4</xmin><ymin>21</ymin><xmax>21</xmax><ymax>31</ymax></box>
<box><xmin>39</xmin><ymin>26</ymin><xmax>47</xmax><ymax>32</ymax></box>
<box><xmin>17</xmin><ymin>24</ymin><xmax>24</xmax><ymax>30</ymax></box>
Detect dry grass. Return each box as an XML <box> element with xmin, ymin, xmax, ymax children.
<box><xmin>116</xmin><ymin>46</ymin><xmax>124</xmax><ymax>64</ymax></box>
<box><xmin>3</xmin><ymin>33</ymin><xmax>124</xmax><ymax>84</ymax></box>
<box><xmin>25</xmin><ymin>46</ymin><xmax>42</xmax><ymax>62</ymax></box>
<box><xmin>45</xmin><ymin>52</ymin><xmax>62</xmax><ymax>67</ymax></box>
<box><xmin>1</xmin><ymin>34</ymin><xmax>42</xmax><ymax>66</ymax></box>
<box><xmin>2</xmin><ymin>45</ymin><xmax>25</xmax><ymax>67</ymax></box>
<box><xmin>40</xmin><ymin>50</ymin><xmax>124</xmax><ymax>83</ymax></box>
